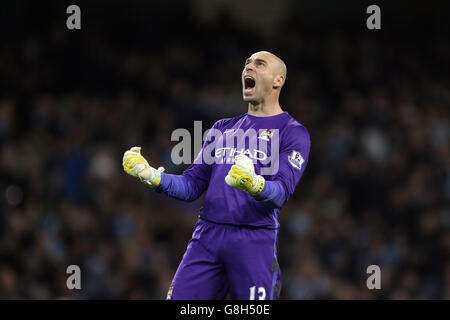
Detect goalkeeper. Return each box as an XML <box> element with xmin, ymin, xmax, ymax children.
<box><xmin>123</xmin><ymin>51</ymin><xmax>310</xmax><ymax>300</ymax></box>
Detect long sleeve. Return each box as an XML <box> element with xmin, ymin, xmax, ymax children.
<box><xmin>253</xmin><ymin>180</ymin><xmax>287</xmax><ymax>209</ymax></box>
<box><xmin>153</xmin><ymin>120</ymin><xmax>223</xmax><ymax>202</ymax></box>
<box><xmin>255</xmin><ymin>124</ymin><xmax>311</xmax><ymax>208</ymax></box>
<box><xmin>154</xmin><ymin>172</ymin><xmax>207</xmax><ymax>202</ymax></box>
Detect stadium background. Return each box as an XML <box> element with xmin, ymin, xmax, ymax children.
<box><xmin>0</xmin><ymin>0</ymin><xmax>449</xmax><ymax>299</ymax></box>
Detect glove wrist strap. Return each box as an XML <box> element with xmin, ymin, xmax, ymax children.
<box><xmin>249</xmin><ymin>175</ymin><xmax>265</xmax><ymax>196</ymax></box>
<box><xmin>142</xmin><ymin>169</ymin><xmax>162</xmax><ymax>188</ymax></box>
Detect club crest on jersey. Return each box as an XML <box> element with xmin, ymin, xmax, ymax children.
<box><xmin>258</xmin><ymin>129</ymin><xmax>274</xmax><ymax>141</ymax></box>
<box><xmin>288</xmin><ymin>150</ymin><xmax>304</xmax><ymax>170</ymax></box>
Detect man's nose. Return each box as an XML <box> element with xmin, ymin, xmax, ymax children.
<box><xmin>245</xmin><ymin>64</ymin><xmax>254</xmax><ymax>72</ymax></box>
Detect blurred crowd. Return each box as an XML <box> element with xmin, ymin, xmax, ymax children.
<box><xmin>0</xmin><ymin>3</ymin><xmax>449</xmax><ymax>299</ymax></box>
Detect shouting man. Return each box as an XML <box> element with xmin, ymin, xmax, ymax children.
<box><xmin>122</xmin><ymin>51</ymin><xmax>311</xmax><ymax>300</ymax></box>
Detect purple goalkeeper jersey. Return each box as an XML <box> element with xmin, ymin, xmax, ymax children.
<box><xmin>157</xmin><ymin>111</ymin><xmax>310</xmax><ymax>229</ymax></box>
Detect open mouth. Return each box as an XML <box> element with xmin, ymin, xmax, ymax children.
<box><xmin>244</xmin><ymin>76</ymin><xmax>256</xmax><ymax>89</ymax></box>
<box><xmin>243</xmin><ymin>75</ymin><xmax>256</xmax><ymax>96</ymax></box>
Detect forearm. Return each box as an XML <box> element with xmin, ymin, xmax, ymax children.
<box><xmin>253</xmin><ymin>180</ymin><xmax>287</xmax><ymax>209</ymax></box>
<box><xmin>154</xmin><ymin>172</ymin><xmax>204</xmax><ymax>202</ymax></box>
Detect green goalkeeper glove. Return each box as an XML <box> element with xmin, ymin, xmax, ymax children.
<box><xmin>122</xmin><ymin>146</ymin><xmax>164</xmax><ymax>188</ymax></box>
<box><xmin>225</xmin><ymin>154</ymin><xmax>265</xmax><ymax>196</ymax></box>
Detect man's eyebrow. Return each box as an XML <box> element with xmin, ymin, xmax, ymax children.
<box><xmin>245</xmin><ymin>58</ymin><xmax>267</xmax><ymax>65</ymax></box>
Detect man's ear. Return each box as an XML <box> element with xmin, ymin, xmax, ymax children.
<box><xmin>273</xmin><ymin>75</ymin><xmax>285</xmax><ymax>89</ymax></box>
